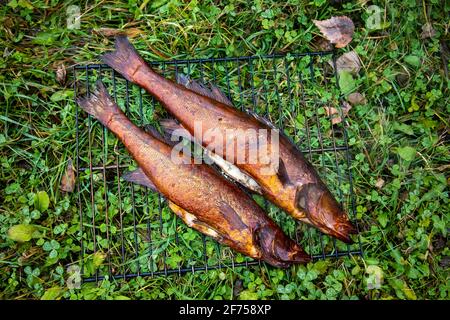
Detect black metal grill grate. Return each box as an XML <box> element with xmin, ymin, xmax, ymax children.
<box><xmin>73</xmin><ymin>50</ymin><xmax>363</xmax><ymax>282</ymax></box>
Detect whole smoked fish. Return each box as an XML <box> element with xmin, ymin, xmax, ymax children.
<box><xmin>76</xmin><ymin>81</ymin><xmax>310</xmax><ymax>268</ymax></box>
<box><xmin>102</xmin><ymin>36</ymin><xmax>357</xmax><ymax>243</ymax></box>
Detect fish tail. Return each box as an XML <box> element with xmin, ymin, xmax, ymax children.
<box><xmin>76</xmin><ymin>80</ymin><xmax>121</xmax><ymax>126</ymax></box>
<box><xmin>101</xmin><ymin>35</ymin><xmax>147</xmax><ymax>82</ymax></box>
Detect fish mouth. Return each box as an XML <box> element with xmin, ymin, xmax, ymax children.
<box><xmin>306</xmin><ymin>211</ymin><xmax>358</xmax><ymax>244</ymax></box>
<box><xmin>255</xmin><ymin>226</ymin><xmax>311</xmax><ymax>267</ymax></box>
<box><xmin>284</xmin><ymin>243</ymin><xmax>312</xmax><ymax>264</ymax></box>
<box><xmin>298</xmin><ymin>216</ymin><xmax>357</xmax><ymax>244</ymax></box>
<box><xmin>263</xmin><ymin>245</ymin><xmax>311</xmax><ymax>268</ymax></box>
<box><xmin>322</xmin><ymin>220</ymin><xmax>358</xmax><ymax>244</ymax></box>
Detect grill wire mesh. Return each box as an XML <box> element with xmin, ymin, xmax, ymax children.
<box><xmin>73</xmin><ymin>50</ymin><xmax>363</xmax><ymax>282</ymax></box>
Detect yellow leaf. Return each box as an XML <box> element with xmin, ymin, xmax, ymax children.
<box><xmin>8</xmin><ymin>224</ymin><xmax>37</xmax><ymax>242</ymax></box>
<box><xmin>41</xmin><ymin>287</ymin><xmax>62</xmax><ymax>300</ymax></box>
<box><xmin>403</xmin><ymin>285</ymin><xmax>417</xmax><ymax>300</ymax></box>
<box><xmin>93</xmin><ymin>251</ymin><xmax>106</xmax><ymax>267</ymax></box>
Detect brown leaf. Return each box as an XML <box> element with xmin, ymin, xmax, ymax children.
<box><xmin>347</xmin><ymin>92</ymin><xmax>367</xmax><ymax>106</ymax></box>
<box><xmin>420</xmin><ymin>23</ymin><xmax>436</xmax><ymax>39</ymax></box>
<box><xmin>313</xmin><ymin>16</ymin><xmax>354</xmax><ymax>48</ymax></box>
<box><xmin>331</xmin><ymin>116</ymin><xmax>342</xmax><ymax>125</ymax></box>
<box><xmin>56</xmin><ymin>64</ymin><xmax>66</xmax><ymax>85</ymax></box>
<box><xmin>60</xmin><ymin>158</ymin><xmax>76</xmax><ymax>193</ymax></box>
<box><xmin>330</xmin><ymin>51</ymin><xmax>361</xmax><ymax>74</ymax></box>
<box><xmin>436</xmin><ymin>164</ymin><xmax>450</xmax><ymax>172</ymax></box>
<box><xmin>324</xmin><ymin>106</ymin><xmax>339</xmax><ymax>116</ymax></box>
<box><xmin>342</xmin><ymin>101</ymin><xmax>352</xmax><ymax>113</ymax></box>
<box><xmin>94</xmin><ymin>28</ymin><xmax>142</xmax><ymax>38</ymax></box>
<box><xmin>324</xmin><ymin>101</ymin><xmax>352</xmax><ymax>125</ymax></box>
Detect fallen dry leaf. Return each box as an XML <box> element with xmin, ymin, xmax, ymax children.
<box><xmin>324</xmin><ymin>101</ymin><xmax>352</xmax><ymax>125</ymax></box>
<box><xmin>436</xmin><ymin>164</ymin><xmax>450</xmax><ymax>172</ymax></box>
<box><xmin>331</xmin><ymin>117</ymin><xmax>342</xmax><ymax>125</ymax></box>
<box><xmin>60</xmin><ymin>158</ymin><xmax>76</xmax><ymax>193</ymax></box>
<box><xmin>375</xmin><ymin>178</ymin><xmax>385</xmax><ymax>189</ymax></box>
<box><xmin>56</xmin><ymin>64</ymin><xmax>66</xmax><ymax>85</ymax></box>
<box><xmin>420</xmin><ymin>23</ymin><xmax>436</xmax><ymax>39</ymax></box>
<box><xmin>313</xmin><ymin>36</ymin><xmax>334</xmax><ymax>51</ymax></box>
<box><xmin>330</xmin><ymin>51</ymin><xmax>361</xmax><ymax>74</ymax></box>
<box><xmin>313</xmin><ymin>16</ymin><xmax>354</xmax><ymax>48</ymax></box>
<box><xmin>324</xmin><ymin>106</ymin><xmax>339</xmax><ymax>116</ymax></box>
<box><xmin>347</xmin><ymin>92</ymin><xmax>367</xmax><ymax>106</ymax></box>
<box><xmin>94</xmin><ymin>27</ymin><xmax>142</xmax><ymax>38</ymax></box>
<box><xmin>341</xmin><ymin>102</ymin><xmax>352</xmax><ymax>113</ymax></box>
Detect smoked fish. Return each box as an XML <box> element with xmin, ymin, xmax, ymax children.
<box><xmin>76</xmin><ymin>81</ymin><xmax>310</xmax><ymax>267</ymax></box>
<box><xmin>102</xmin><ymin>36</ymin><xmax>357</xmax><ymax>243</ymax></box>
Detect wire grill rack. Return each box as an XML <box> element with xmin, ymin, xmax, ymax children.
<box><xmin>73</xmin><ymin>49</ymin><xmax>362</xmax><ymax>283</ymax></box>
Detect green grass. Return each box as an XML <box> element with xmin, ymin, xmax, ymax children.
<box><xmin>0</xmin><ymin>0</ymin><xmax>449</xmax><ymax>300</ymax></box>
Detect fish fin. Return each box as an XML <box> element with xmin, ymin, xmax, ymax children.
<box><xmin>159</xmin><ymin>118</ymin><xmax>192</xmax><ymax>139</ymax></box>
<box><xmin>159</xmin><ymin>118</ymin><xmax>180</xmax><ymax>135</ymax></box>
<box><xmin>276</xmin><ymin>158</ymin><xmax>291</xmax><ymax>186</ymax></box>
<box><xmin>143</xmin><ymin>125</ymin><xmax>165</xmax><ymax>141</ymax></box>
<box><xmin>246</xmin><ymin>109</ymin><xmax>277</xmax><ymax>129</ymax></box>
<box><xmin>143</xmin><ymin>124</ymin><xmax>177</xmax><ymax>146</ymax></box>
<box><xmin>175</xmin><ymin>73</ymin><xmax>190</xmax><ymax>87</ymax></box>
<box><xmin>218</xmin><ymin>202</ymin><xmax>248</xmax><ymax>231</ymax></box>
<box><xmin>101</xmin><ymin>35</ymin><xmax>147</xmax><ymax>82</ymax></box>
<box><xmin>175</xmin><ymin>74</ymin><xmax>213</xmax><ymax>99</ymax></box>
<box><xmin>176</xmin><ymin>74</ymin><xmax>233</xmax><ymax>106</ymax></box>
<box><xmin>159</xmin><ymin>118</ymin><xmax>196</xmax><ymax>149</ymax></box>
<box><xmin>168</xmin><ymin>201</ymin><xmax>222</xmax><ymax>240</ymax></box>
<box><xmin>76</xmin><ymin>80</ymin><xmax>121</xmax><ymax>126</ymax></box>
<box><xmin>122</xmin><ymin>167</ymin><xmax>158</xmax><ymax>192</ymax></box>
<box><xmin>209</xmin><ymin>83</ymin><xmax>234</xmax><ymax>106</ymax></box>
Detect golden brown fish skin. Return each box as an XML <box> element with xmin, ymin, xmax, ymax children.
<box><xmin>102</xmin><ymin>36</ymin><xmax>357</xmax><ymax>243</ymax></box>
<box><xmin>76</xmin><ymin>81</ymin><xmax>310</xmax><ymax>268</ymax></box>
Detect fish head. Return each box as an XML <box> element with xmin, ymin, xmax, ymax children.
<box><xmin>255</xmin><ymin>225</ymin><xmax>310</xmax><ymax>268</ymax></box>
<box><xmin>296</xmin><ymin>183</ymin><xmax>357</xmax><ymax>243</ymax></box>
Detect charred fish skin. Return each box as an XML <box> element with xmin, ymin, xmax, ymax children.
<box><xmin>76</xmin><ymin>81</ymin><xmax>310</xmax><ymax>268</ymax></box>
<box><xmin>101</xmin><ymin>36</ymin><xmax>357</xmax><ymax>243</ymax></box>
